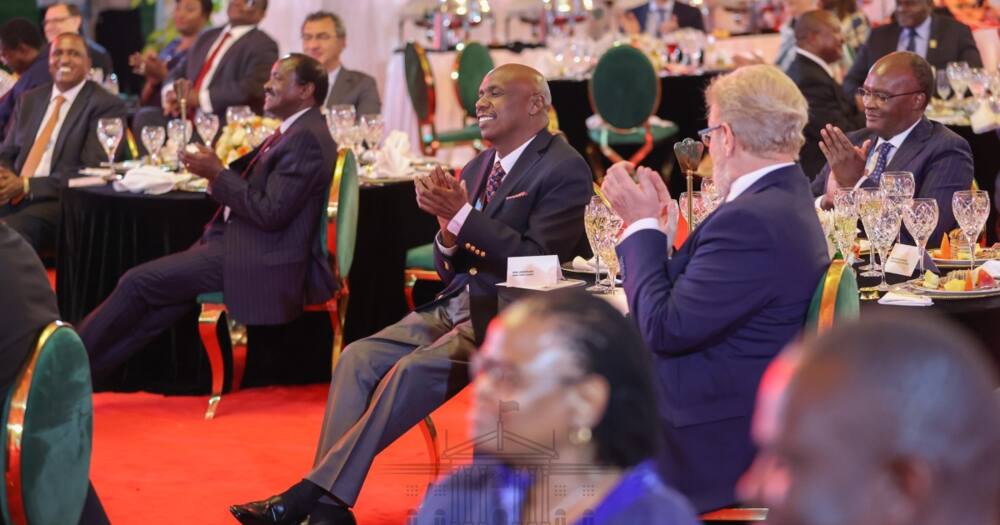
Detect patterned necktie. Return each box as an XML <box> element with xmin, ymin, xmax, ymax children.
<box><xmin>19</xmin><ymin>95</ymin><xmax>66</xmax><ymax>180</ymax></box>
<box><xmin>905</xmin><ymin>27</ymin><xmax>917</xmax><ymax>53</ymax></box>
<box><xmin>192</xmin><ymin>31</ymin><xmax>231</xmax><ymax>94</ymax></box>
<box><xmin>869</xmin><ymin>142</ymin><xmax>894</xmax><ymax>185</ymax></box>
<box><xmin>483</xmin><ymin>161</ymin><xmax>505</xmax><ymax>205</ymax></box>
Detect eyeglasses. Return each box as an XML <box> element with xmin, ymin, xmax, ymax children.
<box><xmin>697</xmin><ymin>124</ymin><xmax>723</xmax><ymax>147</ymax></box>
<box><xmin>856</xmin><ymin>87</ymin><xmax>925</xmax><ymax>104</ymax></box>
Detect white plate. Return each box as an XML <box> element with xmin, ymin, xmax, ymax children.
<box><xmin>900</xmin><ymin>280</ymin><xmax>1000</xmax><ymax>299</ymax></box>
<box><xmin>561</xmin><ymin>261</ymin><xmax>608</xmax><ymax>276</ymax></box>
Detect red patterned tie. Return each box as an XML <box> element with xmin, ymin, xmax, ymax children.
<box><xmin>192</xmin><ymin>31</ymin><xmax>231</xmax><ymax>94</ymax></box>
<box><xmin>483</xmin><ymin>161</ymin><xmax>505</xmax><ymax>205</ymax></box>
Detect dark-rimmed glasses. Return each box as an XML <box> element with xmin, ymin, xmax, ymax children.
<box><xmin>698</xmin><ymin>124</ymin><xmax>723</xmax><ymax>147</ymax></box>
<box><xmin>856</xmin><ymin>87</ymin><xmax>924</xmax><ymax>104</ymax></box>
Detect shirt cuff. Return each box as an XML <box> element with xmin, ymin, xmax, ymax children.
<box><xmin>447</xmin><ymin>203</ymin><xmax>474</xmax><ymax>236</ymax></box>
<box><xmin>619</xmin><ymin>217</ymin><xmax>662</xmax><ymax>244</ymax></box>
<box><xmin>436</xmin><ymin>230</ymin><xmax>458</xmax><ymax>257</ymax></box>
<box><xmin>199</xmin><ymin>87</ymin><xmax>213</xmax><ymax>114</ymax></box>
<box><xmin>161</xmin><ymin>81</ymin><xmax>173</xmax><ymax>107</ymax></box>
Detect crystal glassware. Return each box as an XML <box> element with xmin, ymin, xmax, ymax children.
<box><xmin>868</xmin><ymin>200</ymin><xmax>903</xmax><ymax>292</ymax></box>
<box><xmin>679</xmin><ymin>191</ymin><xmax>709</xmax><ymax>229</ymax></box>
<box><xmin>583</xmin><ymin>196</ymin><xmax>606</xmax><ymax>292</ymax></box>
<box><xmin>856</xmin><ymin>187</ymin><xmax>884</xmax><ymax>276</ymax></box>
<box><xmin>225</xmin><ymin>105</ymin><xmax>252</xmax><ymax>127</ymax></box>
<box><xmin>328</xmin><ymin>104</ymin><xmax>357</xmax><ymax>144</ymax></box>
<box><xmin>967</xmin><ymin>68</ymin><xmax>989</xmax><ymax>101</ymax></box>
<box><xmin>902</xmin><ymin>198</ymin><xmax>939</xmax><ymax>274</ymax></box>
<box><xmin>951</xmin><ymin>190</ymin><xmax>990</xmax><ymax>271</ymax></box>
<box><xmin>700</xmin><ymin>177</ymin><xmax>721</xmax><ymax>213</ymax></box>
<box><xmin>596</xmin><ymin>212</ymin><xmax>624</xmax><ymax>293</ymax></box>
<box><xmin>195</xmin><ymin>110</ymin><xmax>220</xmax><ymax>148</ymax></box>
<box><xmin>141</xmin><ymin>125</ymin><xmax>166</xmax><ymax>166</ymax></box>
<box><xmin>832</xmin><ymin>187</ymin><xmax>858</xmax><ymax>262</ymax></box>
<box><xmin>936</xmin><ymin>69</ymin><xmax>952</xmax><ymax>101</ymax></box>
<box><xmin>96</xmin><ymin>117</ymin><xmax>124</xmax><ymax>172</ymax></box>
<box><xmin>167</xmin><ymin>118</ymin><xmax>193</xmax><ymax>170</ymax></box>
<box><xmin>880</xmin><ymin>170</ymin><xmax>915</xmax><ymax>243</ymax></box>
<box><xmin>946</xmin><ymin>61</ymin><xmax>970</xmax><ymax>103</ymax></box>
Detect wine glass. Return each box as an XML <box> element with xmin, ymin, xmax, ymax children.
<box><xmin>832</xmin><ymin>187</ymin><xmax>858</xmax><ymax>263</ymax></box>
<box><xmin>902</xmin><ymin>198</ymin><xmax>939</xmax><ymax>274</ymax></box>
<box><xmin>679</xmin><ymin>191</ymin><xmax>709</xmax><ymax>229</ymax></box>
<box><xmin>880</xmin><ymin>171</ymin><xmax>915</xmax><ymax>242</ymax></box>
<box><xmin>967</xmin><ymin>68</ymin><xmax>989</xmax><ymax>102</ymax></box>
<box><xmin>857</xmin><ymin>187</ymin><xmax>884</xmax><ymax>276</ymax></box>
<box><xmin>141</xmin><ymin>125</ymin><xmax>166</xmax><ymax>166</ymax></box>
<box><xmin>225</xmin><ymin>105</ymin><xmax>252</xmax><ymax>126</ymax></box>
<box><xmin>946</xmin><ymin>62</ymin><xmax>969</xmax><ymax>103</ymax></box>
<box><xmin>584</xmin><ymin>196</ymin><xmax>606</xmax><ymax>291</ymax></box>
<box><xmin>952</xmin><ymin>190</ymin><xmax>990</xmax><ymax>271</ymax></box>
<box><xmin>869</xmin><ymin>200</ymin><xmax>903</xmax><ymax>292</ymax></box>
<box><xmin>596</xmin><ymin>212</ymin><xmax>624</xmax><ymax>294</ymax></box>
<box><xmin>936</xmin><ymin>69</ymin><xmax>952</xmax><ymax>101</ymax></box>
<box><xmin>96</xmin><ymin>117</ymin><xmax>124</xmax><ymax>172</ymax></box>
<box><xmin>167</xmin><ymin>119</ymin><xmax>193</xmax><ymax>170</ymax></box>
<box><xmin>700</xmin><ymin>178</ymin><xmax>721</xmax><ymax>213</ymax></box>
<box><xmin>360</xmin><ymin>113</ymin><xmax>385</xmax><ymax>170</ymax></box>
<box><xmin>195</xmin><ymin>110</ymin><xmax>220</xmax><ymax>148</ymax></box>
<box><xmin>328</xmin><ymin>104</ymin><xmax>356</xmax><ymax>143</ymax></box>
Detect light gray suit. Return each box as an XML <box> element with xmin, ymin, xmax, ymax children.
<box><xmin>325</xmin><ymin>67</ymin><xmax>381</xmax><ymax>115</ymax></box>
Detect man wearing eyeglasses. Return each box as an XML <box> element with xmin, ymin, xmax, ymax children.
<box><xmin>813</xmin><ymin>51</ymin><xmax>973</xmax><ymax>245</ymax></box>
<box><xmin>300</xmin><ymin>11</ymin><xmax>380</xmax><ymax>115</ymax></box>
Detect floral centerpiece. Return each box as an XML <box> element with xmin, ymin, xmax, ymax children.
<box><xmin>214</xmin><ymin>115</ymin><xmax>282</xmax><ymax>166</ymax></box>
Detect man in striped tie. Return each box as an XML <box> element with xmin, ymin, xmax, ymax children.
<box><xmin>0</xmin><ymin>32</ymin><xmax>125</xmax><ymax>253</ymax></box>
<box><xmin>812</xmin><ymin>51</ymin><xmax>973</xmax><ymax>244</ymax></box>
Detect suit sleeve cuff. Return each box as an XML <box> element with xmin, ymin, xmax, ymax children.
<box><xmin>618</xmin><ymin>217</ymin><xmax>662</xmax><ymax>244</ymax></box>
<box><xmin>436</xmin><ymin>230</ymin><xmax>459</xmax><ymax>257</ymax></box>
<box><xmin>446</xmin><ymin>203</ymin><xmax>473</xmax><ymax>236</ymax></box>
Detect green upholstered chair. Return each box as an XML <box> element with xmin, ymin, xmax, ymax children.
<box><xmin>587</xmin><ymin>44</ymin><xmax>678</xmax><ymax>166</ymax></box>
<box><xmin>404</xmin><ymin>42</ymin><xmax>485</xmax><ymax>156</ymax></box>
<box><xmin>805</xmin><ymin>258</ymin><xmax>860</xmax><ymax>334</ymax></box>
<box><xmin>1</xmin><ymin>321</ymin><xmax>93</xmax><ymax>525</ymax></box>
<box><xmin>452</xmin><ymin>42</ymin><xmax>494</xmax><ymax>121</ymax></box>
<box><xmin>403</xmin><ymin>243</ymin><xmax>441</xmax><ymax>311</ymax></box>
<box><xmin>196</xmin><ymin>149</ymin><xmax>360</xmax><ymax>420</ymax></box>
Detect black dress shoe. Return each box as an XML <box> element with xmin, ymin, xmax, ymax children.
<box><xmin>230</xmin><ymin>496</ymin><xmax>304</xmax><ymax>525</ymax></box>
<box><xmin>307</xmin><ymin>503</ymin><xmax>356</xmax><ymax>525</ymax></box>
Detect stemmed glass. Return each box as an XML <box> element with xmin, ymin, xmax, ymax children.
<box><xmin>857</xmin><ymin>187</ymin><xmax>884</xmax><ymax>276</ymax></box>
<box><xmin>902</xmin><ymin>198</ymin><xmax>939</xmax><ymax>274</ymax></box>
<box><xmin>935</xmin><ymin>69</ymin><xmax>952</xmax><ymax>102</ymax></box>
<box><xmin>195</xmin><ymin>110</ymin><xmax>220</xmax><ymax>148</ymax></box>
<box><xmin>869</xmin><ymin>200</ymin><xmax>903</xmax><ymax>292</ymax></box>
<box><xmin>679</xmin><ymin>191</ymin><xmax>709</xmax><ymax>229</ymax></box>
<box><xmin>952</xmin><ymin>190</ymin><xmax>990</xmax><ymax>271</ymax></box>
<box><xmin>584</xmin><ymin>196</ymin><xmax>606</xmax><ymax>292</ymax></box>
<box><xmin>96</xmin><ymin>117</ymin><xmax>123</xmax><ymax>172</ymax></box>
<box><xmin>360</xmin><ymin>113</ymin><xmax>385</xmax><ymax>169</ymax></box>
<box><xmin>141</xmin><ymin>125</ymin><xmax>166</xmax><ymax>166</ymax></box>
<box><xmin>328</xmin><ymin>104</ymin><xmax>356</xmax><ymax>144</ymax></box>
<box><xmin>967</xmin><ymin>68</ymin><xmax>989</xmax><ymax>103</ymax></box>
<box><xmin>880</xmin><ymin>171</ymin><xmax>915</xmax><ymax>242</ymax></box>
<box><xmin>595</xmin><ymin>212</ymin><xmax>624</xmax><ymax>294</ymax></box>
<box><xmin>946</xmin><ymin>62</ymin><xmax>970</xmax><ymax>104</ymax></box>
<box><xmin>832</xmin><ymin>187</ymin><xmax>858</xmax><ymax>264</ymax></box>
<box><xmin>167</xmin><ymin>119</ymin><xmax>193</xmax><ymax>170</ymax></box>
<box><xmin>700</xmin><ymin>178</ymin><xmax>721</xmax><ymax>213</ymax></box>
<box><xmin>225</xmin><ymin>105</ymin><xmax>252</xmax><ymax>127</ymax></box>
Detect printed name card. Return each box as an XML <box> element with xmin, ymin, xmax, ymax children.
<box><xmin>506</xmin><ymin>255</ymin><xmax>560</xmax><ymax>288</ymax></box>
<box><xmin>885</xmin><ymin>244</ymin><xmax>920</xmax><ymax>277</ymax></box>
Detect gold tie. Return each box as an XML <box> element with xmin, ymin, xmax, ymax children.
<box><xmin>19</xmin><ymin>95</ymin><xmax>66</xmax><ymax>179</ymax></box>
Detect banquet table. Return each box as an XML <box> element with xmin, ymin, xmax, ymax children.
<box><xmin>57</xmin><ymin>181</ymin><xmax>438</xmax><ymax>394</ymax></box>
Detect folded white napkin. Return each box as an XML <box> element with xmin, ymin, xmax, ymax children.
<box><xmin>571</xmin><ymin>256</ymin><xmax>598</xmax><ymax>272</ymax></box>
<box><xmin>878</xmin><ymin>291</ymin><xmax>933</xmax><ymax>306</ymax></box>
<box><xmin>113</xmin><ymin>166</ymin><xmax>177</xmax><ymax>195</ymax></box>
<box><xmin>375</xmin><ymin>130</ymin><xmax>411</xmax><ymax>178</ymax></box>
<box><xmin>978</xmin><ymin>260</ymin><xmax>1000</xmax><ymax>278</ymax></box>
<box><xmin>969</xmin><ymin>102</ymin><xmax>1000</xmax><ymax>134</ymax></box>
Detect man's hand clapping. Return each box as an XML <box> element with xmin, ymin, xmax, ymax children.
<box><xmin>416</xmin><ymin>167</ymin><xmax>468</xmax><ymax>247</ymax></box>
<box><xmin>600</xmin><ymin>161</ymin><xmax>672</xmax><ymax>226</ymax></box>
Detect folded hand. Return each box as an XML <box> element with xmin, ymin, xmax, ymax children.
<box><xmin>179</xmin><ymin>144</ymin><xmax>224</xmax><ymax>181</ymax></box>
<box><xmin>600</xmin><ymin>162</ymin><xmax>669</xmax><ymax>225</ymax></box>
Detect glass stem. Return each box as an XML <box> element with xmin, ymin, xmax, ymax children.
<box><xmin>918</xmin><ymin>243</ymin><xmax>925</xmax><ymax>274</ymax></box>
<box><xmin>594</xmin><ymin>254</ymin><xmax>601</xmax><ymax>288</ymax></box>
<box><xmin>968</xmin><ymin>236</ymin><xmax>976</xmax><ymax>272</ymax></box>
<box><xmin>879</xmin><ymin>248</ymin><xmax>889</xmax><ymax>289</ymax></box>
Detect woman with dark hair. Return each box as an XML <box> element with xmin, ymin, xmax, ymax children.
<box><xmin>129</xmin><ymin>0</ymin><xmax>213</xmax><ymax>105</ymax></box>
<box><xmin>821</xmin><ymin>0</ymin><xmax>870</xmax><ymax>63</ymax></box>
<box><xmin>415</xmin><ymin>290</ymin><xmax>699</xmax><ymax>525</ymax></box>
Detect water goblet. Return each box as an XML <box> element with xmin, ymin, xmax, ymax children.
<box><xmin>679</xmin><ymin>191</ymin><xmax>708</xmax><ymax>229</ymax></box>
<box><xmin>96</xmin><ymin>117</ymin><xmax>124</xmax><ymax>172</ymax></box>
<box><xmin>225</xmin><ymin>105</ymin><xmax>252</xmax><ymax>126</ymax></box>
<box><xmin>952</xmin><ymin>190</ymin><xmax>990</xmax><ymax>271</ymax></box>
<box><xmin>195</xmin><ymin>110</ymin><xmax>220</xmax><ymax>148</ymax></box>
<box><xmin>584</xmin><ymin>196</ymin><xmax>607</xmax><ymax>291</ymax></box>
<box><xmin>141</xmin><ymin>125</ymin><xmax>166</xmax><ymax>166</ymax></box>
<box><xmin>880</xmin><ymin>170</ymin><xmax>915</xmax><ymax>243</ymax></box>
<box><xmin>936</xmin><ymin>69</ymin><xmax>952</xmax><ymax>102</ymax></box>
<box><xmin>167</xmin><ymin>119</ymin><xmax>193</xmax><ymax>170</ymax></box>
<box><xmin>946</xmin><ymin>61</ymin><xmax>970</xmax><ymax>103</ymax></box>
<box><xmin>832</xmin><ymin>187</ymin><xmax>858</xmax><ymax>262</ymax></box>
<box><xmin>869</xmin><ymin>201</ymin><xmax>903</xmax><ymax>292</ymax></box>
<box><xmin>596</xmin><ymin>212</ymin><xmax>625</xmax><ymax>294</ymax></box>
<box><xmin>902</xmin><ymin>198</ymin><xmax>939</xmax><ymax>274</ymax></box>
<box><xmin>856</xmin><ymin>187</ymin><xmax>884</xmax><ymax>275</ymax></box>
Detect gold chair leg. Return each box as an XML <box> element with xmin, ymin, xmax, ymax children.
<box><xmin>228</xmin><ymin>319</ymin><xmax>248</xmax><ymax>393</ymax></box>
<box><xmin>198</xmin><ymin>305</ymin><xmax>227</xmax><ymax>420</ymax></box>
<box><xmin>419</xmin><ymin>416</ymin><xmax>440</xmax><ymax>479</ymax></box>
<box><xmin>403</xmin><ymin>272</ymin><xmax>418</xmax><ymax>311</ymax></box>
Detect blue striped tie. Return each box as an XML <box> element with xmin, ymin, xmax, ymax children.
<box><xmin>869</xmin><ymin>142</ymin><xmax>893</xmax><ymax>185</ymax></box>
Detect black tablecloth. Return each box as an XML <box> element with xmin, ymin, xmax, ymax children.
<box><xmin>57</xmin><ymin>182</ymin><xmax>438</xmax><ymax>394</ymax></box>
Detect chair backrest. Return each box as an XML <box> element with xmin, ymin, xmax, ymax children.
<box><xmin>452</xmin><ymin>42</ymin><xmax>494</xmax><ymax>118</ymax></box>
<box><xmin>323</xmin><ymin>148</ymin><xmax>360</xmax><ymax>282</ymax></box>
<box><xmin>404</xmin><ymin>42</ymin><xmax>436</xmax><ymax>125</ymax></box>
<box><xmin>1</xmin><ymin>321</ymin><xmax>93</xmax><ymax>525</ymax></box>
<box><xmin>805</xmin><ymin>259</ymin><xmax>860</xmax><ymax>334</ymax></box>
<box><xmin>588</xmin><ymin>44</ymin><xmax>661</xmax><ymax>130</ymax></box>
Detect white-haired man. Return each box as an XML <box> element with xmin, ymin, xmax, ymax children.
<box><xmin>600</xmin><ymin>65</ymin><xmax>829</xmax><ymax>512</ymax></box>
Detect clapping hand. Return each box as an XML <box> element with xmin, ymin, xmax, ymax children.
<box><xmin>818</xmin><ymin>124</ymin><xmax>871</xmax><ymax>188</ymax></box>
<box><xmin>179</xmin><ymin>143</ymin><xmax>224</xmax><ymax>181</ymax></box>
<box><xmin>415</xmin><ymin>166</ymin><xmax>468</xmax><ymax>247</ymax></box>
<box><xmin>600</xmin><ymin>162</ymin><xmax>671</xmax><ymax>226</ymax></box>
<box><xmin>0</xmin><ymin>168</ymin><xmax>24</xmax><ymax>205</ymax></box>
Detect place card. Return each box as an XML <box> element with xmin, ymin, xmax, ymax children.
<box><xmin>68</xmin><ymin>176</ymin><xmax>107</xmax><ymax>188</ymax></box>
<box><xmin>885</xmin><ymin>244</ymin><xmax>920</xmax><ymax>276</ymax></box>
<box><xmin>505</xmin><ymin>255</ymin><xmax>561</xmax><ymax>288</ymax></box>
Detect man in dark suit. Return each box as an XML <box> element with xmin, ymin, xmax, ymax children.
<box><xmin>626</xmin><ymin>0</ymin><xmax>706</xmax><ymax>35</ymax></box>
<box><xmin>42</xmin><ymin>3</ymin><xmax>114</xmax><ymax>76</ymax></box>
<box><xmin>230</xmin><ymin>64</ymin><xmax>593</xmax><ymax>525</ymax></box>
<box><xmin>842</xmin><ymin>0</ymin><xmax>981</xmax><ymax>97</ymax></box>
<box><xmin>164</xmin><ymin>0</ymin><xmax>278</xmax><ymax>118</ymax></box>
<box><xmin>301</xmin><ymin>11</ymin><xmax>381</xmax><ymax>115</ymax></box>
<box><xmin>814</xmin><ymin>51</ymin><xmax>973</xmax><ymax>244</ymax></box>
<box><xmin>601</xmin><ymin>64</ymin><xmax>829</xmax><ymax>512</ymax></box>
<box><xmin>0</xmin><ymin>33</ymin><xmax>126</xmax><ymax>254</ymax></box>
<box><xmin>0</xmin><ymin>18</ymin><xmax>51</xmax><ymax>140</ymax></box>
<box><xmin>787</xmin><ymin>10</ymin><xmax>865</xmax><ymax>178</ymax></box>
<box><xmin>78</xmin><ymin>54</ymin><xmax>337</xmax><ymax>379</ymax></box>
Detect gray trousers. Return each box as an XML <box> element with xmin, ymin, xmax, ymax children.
<box><xmin>306</xmin><ymin>293</ymin><xmax>475</xmax><ymax>506</ymax></box>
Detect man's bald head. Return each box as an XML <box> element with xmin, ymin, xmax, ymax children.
<box><xmin>871</xmin><ymin>51</ymin><xmax>934</xmax><ymax>103</ymax></box>
<box><xmin>768</xmin><ymin>312</ymin><xmax>1000</xmax><ymax>525</ymax></box>
<box><xmin>861</xmin><ymin>51</ymin><xmax>932</xmax><ymax>138</ymax></box>
<box><xmin>475</xmin><ymin>63</ymin><xmax>551</xmax><ymax>156</ymax></box>
<box><xmin>489</xmin><ymin>63</ymin><xmax>552</xmax><ymax>107</ymax></box>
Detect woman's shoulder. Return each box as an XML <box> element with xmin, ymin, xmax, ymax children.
<box><xmin>589</xmin><ymin>462</ymin><xmax>701</xmax><ymax>525</ymax></box>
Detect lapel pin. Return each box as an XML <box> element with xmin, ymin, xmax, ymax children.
<box><xmin>929</xmin><ymin>39</ymin><xmax>937</xmax><ymax>49</ymax></box>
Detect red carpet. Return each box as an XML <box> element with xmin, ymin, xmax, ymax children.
<box><xmin>92</xmin><ymin>385</ymin><xmax>472</xmax><ymax>524</ymax></box>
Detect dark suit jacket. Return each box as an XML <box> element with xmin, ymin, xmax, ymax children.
<box><xmin>431</xmin><ymin>130</ymin><xmax>593</xmax><ymax>342</ymax></box>
<box><xmin>630</xmin><ymin>1</ymin><xmax>705</xmax><ymax>32</ymax></box>
<box><xmin>0</xmin><ymin>80</ymin><xmax>126</xmax><ymax>202</ymax></box>
<box><xmin>207</xmin><ymin>107</ymin><xmax>337</xmax><ymax>325</ymax></box>
<box><xmin>0</xmin><ymin>51</ymin><xmax>52</xmax><ymax>141</ymax></box>
<box><xmin>617</xmin><ymin>164</ymin><xmax>829</xmax><ymax>512</ymax></box>
<box><xmin>325</xmin><ymin>67</ymin><xmax>381</xmax><ymax>115</ymax></box>
<box><xmin>786</xmin><ymin>53</ymin><xmax>865</xmax><ymax>179</ymax></box>
<box><xmin>811</xmin><ymin>117</ymin><xmax>974</xmax><ymax>244</ymax></box>
<box><xmin>843</xmin><ymin>15</ymin><xmax>982</xmax><ymax>96</ymax></box>
<box><xmin>169</xmin><ymin>25</ymin><xmax>278</xmax><ymax>116</ymax></box>
<box><xmin>0</xmin><ymin>223</ymin><xmax>59</xmax><ymax>388</ymax></box>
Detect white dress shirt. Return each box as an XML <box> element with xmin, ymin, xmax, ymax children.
<box><xmin>197</xmin><ymin>24</ymin><xmax>256</xmax><ymax>113</ymax></box>
<box><xmin>436</xmin><ymin>133</ymin><xmax>537</xmax><ymax>256</ymax></box>
<box><xmin>646</xmin><ymin>0</ymin><xmax>676</xmax><ymax>36</ymax></box>
<box><xmin>895</xmin><ymin>16</ymin><xmax>931</xmax><ymax>59</ymax></box>
<box><xmin>32</xmin><ymin>79</ymin><xmax>86</xmax><ymax>178</ymax></box>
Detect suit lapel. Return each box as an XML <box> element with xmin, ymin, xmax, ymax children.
<box><xmin>886</xmin><ymin>118</ymin><xmax>930</xmax><ymax>172</ymax></box>
<box><xmin>189</xmin><ymin>27</ymin><xmax>221</xmax><ymax>77</ymax></box>
<box><xmin>326</xmin><ymin>69</ymin><xmax>354</xmax><ymax>107</ymax></box>
<box><xmin>51</xmin><ymin>82</ymin><xmax>93</xmax><ymax>166</ymax></box>
<box><xmin>926</xmin><ymin>16</ymin><xmax>941</xmax><ymax>65</ymax></box>
<box><xmin>468</xmin><ymin>150</ymin><xmax>496</xmax><ymax>206</ymax></box>
<box><xmin>483</xmin><ymin>131</ymin><xmax>553</xmax><ymax>217</ymax></box>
